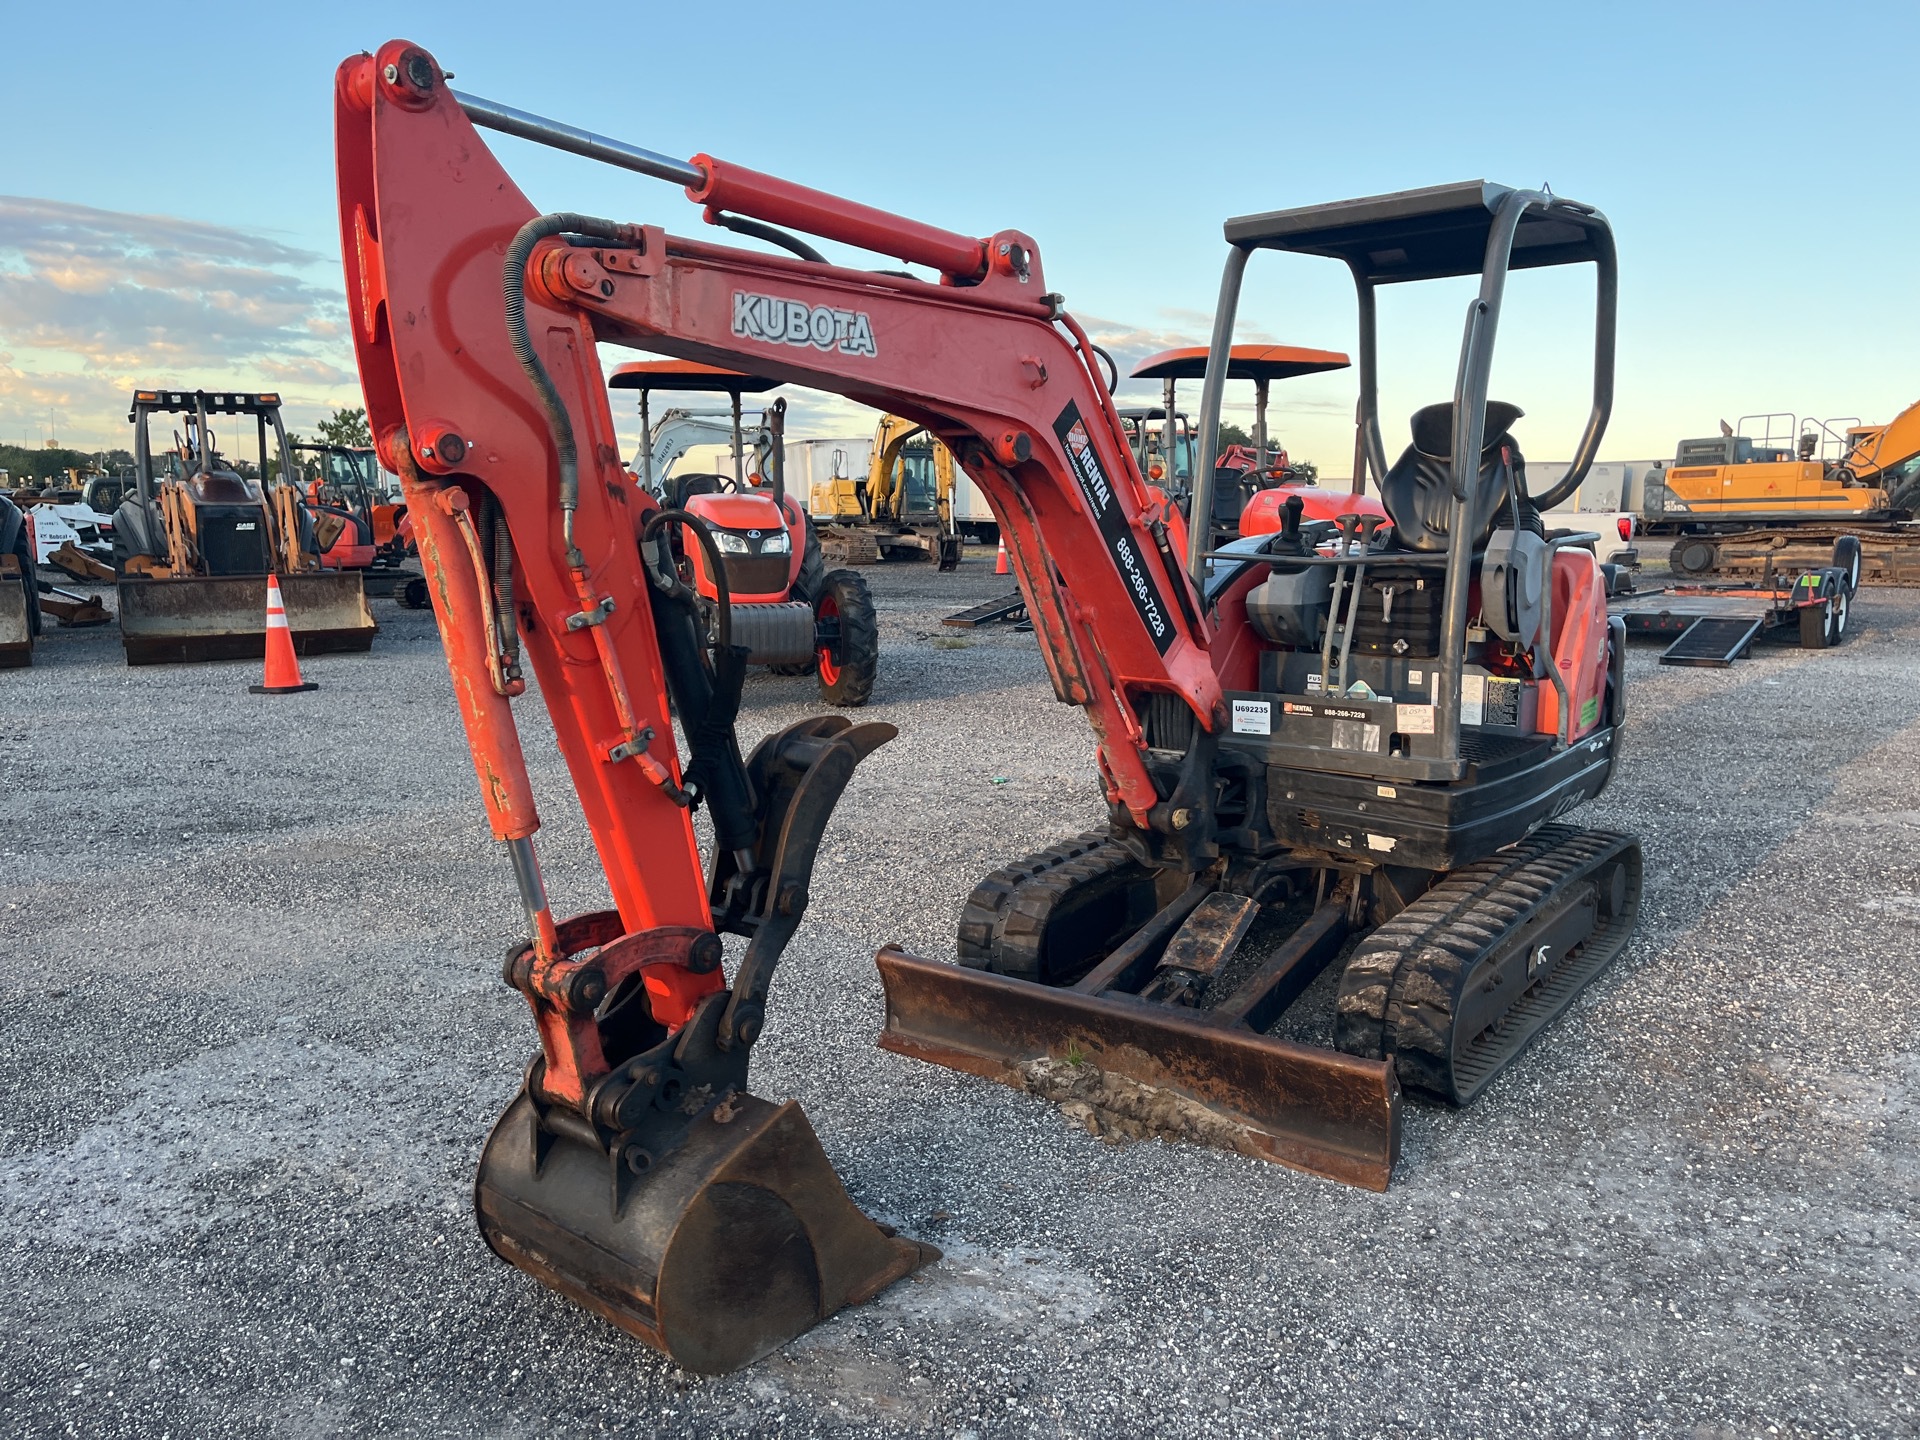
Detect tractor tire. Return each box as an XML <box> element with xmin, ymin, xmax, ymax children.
<box><xmin>814</xmin><ymin>568</ymin><xmax>877</xmax><ymax>708</ymax></box>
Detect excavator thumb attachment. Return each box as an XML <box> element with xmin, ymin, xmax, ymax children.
<box><xmin>117</xmin><ymin>573</ymin><xmax>376</xmax><ymax>665</ymax></box>
<box><xmin>477</xmin><ymin>1088</ymin><xmax>934</xmax><ymax>1374</ymax></box>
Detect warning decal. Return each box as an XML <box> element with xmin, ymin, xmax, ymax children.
<box><xmin>1054</xmin><ymin>399</ymin><xmax>1175</xmax><ymax>654</ymax></box>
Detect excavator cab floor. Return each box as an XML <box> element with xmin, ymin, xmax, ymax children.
<box><xmin>476</xmin><ymin>1086</ymin><xmax>936</xmax><ymax>1374</ymax></box>
<box><xmin>118</xmin><ymin>572</ymin><xmax>376</xmax><ymax>665</ymax></box>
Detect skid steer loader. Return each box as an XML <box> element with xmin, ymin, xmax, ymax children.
<box><xmin>335</xmin><ymin>39</ymin><xmax>1640</xmax><ymax>1369</ymax></box>
<box><xmin>112</xmin><ymin>390</ymin><xmax>377</xmax><ymax>664</ymax></box>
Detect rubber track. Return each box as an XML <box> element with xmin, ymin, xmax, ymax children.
<box><xmin>1334</xmin><ymin>825</ymin><xmax>1640</xmax><ymax>1105</ymax></box>
<box><xmin>956</xmin><ymin>833</ymin><xmax>1143</xmax><ymax>979</ymax></box>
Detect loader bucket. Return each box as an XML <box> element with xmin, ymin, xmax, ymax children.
<box><xmin>0</xmin><ymin>584</ymin><xmax>30</xmax><ymax>667</ymax></box>
<box><xmin>476</xmin><ymin>1087</ymin><xmax>936</xmax><ymax>1374</ymax></box>
<box><xmin>876</xmin><ymin>946</ymin><xmax>1401</xmax><ymax>1190</ymax></box>
<box><xmin>117</xmin><ymin>573</ymin><xmax>376</xmax><ymax>665</ymax></box>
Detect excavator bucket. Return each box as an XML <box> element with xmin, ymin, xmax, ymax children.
<box><xmin>117</xmin><ymin>573</ymin><xmax>376</xmax><ymax>665</ymax></box>
<box><xmin>877</xmin><ymin>947</ymin><xmax>1400</xmax><ymax>1190</ymax></box>
<box><xmin>476</xmin><ymin>1086</ymin><xmax>934</xmax><ymax>1374</ymax></box>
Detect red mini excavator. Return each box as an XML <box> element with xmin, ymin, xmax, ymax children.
<box><xmin>338</xmin><ymin>40</ymin><xmax>1640</xmax><ymax>1365</ymax></box>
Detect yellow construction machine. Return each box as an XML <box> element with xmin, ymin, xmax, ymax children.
<box><xmin>112</xmin><ymin>389</ymin><xmax>377</xmax><ymax>664</ymax></box>
<box><xmin>812</xmin><ymin>414</ymin><xmax>961</xmax><ymax>568</ymax></box>
<box><xmin>1644</xmin><ymin>400</ymin><xmax>1920</xmax><ymax>584</ymax></box>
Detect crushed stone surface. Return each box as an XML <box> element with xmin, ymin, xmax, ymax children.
<box><xmin>2</xmin><ymin>557</ymin><xmax>1916</xmax><ymax>1438</ymax></box>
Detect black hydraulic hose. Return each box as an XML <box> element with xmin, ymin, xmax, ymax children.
<box><xmin>708</xmin><ymin>212</ymin><xmax>827</xmax><ymax>263</ymax></box>
<box><xmin>642</xmin><ymin>508</ymin><xmax>733</xmax><ymax>655</ymax></box>
<box><xmin>485</xmin><ymin>494</ymin><xmax>521</xmax><ymax>678</ymax></box>
<box><xmin>1091</xmin><ymin>343</ymin><xmax>1119</xmax><ymax>395</ymax></box>
<box><xmin>503</xmin><ymin>212</ymin><xmax>646</xmax><ymax>566</ymax></box>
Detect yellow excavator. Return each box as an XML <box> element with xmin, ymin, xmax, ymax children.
<box><xmin>811</xmin><ymin>414</ymin><xmax>961</xmax><ymax>568</ymax></box>
<box><xmin>1644</xmin><ymin>398</ymin><xmax>1920</xmax><ymax>584</ymax></box>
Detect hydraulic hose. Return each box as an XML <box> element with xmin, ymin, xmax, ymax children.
<box><xmin>707</xmin><ymin>211</ymin><xmax>827</xmax><ymax>263</ymax></box>
<box><xmin>503</xmin><ymin>212</ymin><xmax>645</xmax><ymax>566</ymax></box>
<box><xmin>641</xmin><ymin>508</ymin><xmax>733</xmax><ymax>657</ymax></box>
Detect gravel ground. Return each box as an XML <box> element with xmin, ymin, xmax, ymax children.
<box><xmin>2</xmin><ymin>557</ymin><xmax>1917</xmax><ymax>1439</ymax></box>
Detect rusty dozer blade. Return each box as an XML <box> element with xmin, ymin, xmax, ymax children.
<box><xmin>117</xmin><ymin>572</ymin><xmax>376</xmax><ymax>665</ymax></box>
<box><xmin>876</xmin><ymin>938</ymin><xmax>1401</xmax><ymax>1192</ymax></box>
<box><xmin>477</xmin><ymin>1083</ymin><xmax>932</xmax><ymax>1375</ymax></box>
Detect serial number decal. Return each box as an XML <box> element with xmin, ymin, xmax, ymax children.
<box><xmin>1053</xmin><ymin>400</ymin><xmax>1174</xmax><ymax>654</ymax></box>
<box><xmin>731</xmin><ymin>292</ymin><xmax>877</xmax><ymax>357</ymax></box>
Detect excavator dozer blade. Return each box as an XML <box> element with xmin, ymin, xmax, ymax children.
<box><xmin>0</xmin><ymin>585</ymin><xmax>30</xmax><ymax>667</ymax></box>
<box><xmin>876</xmin><ymin>946</ymin><xmax>1400</xmax><ymax>1191</ymax></box>
<box><xmin>117</xmin><ymin>573</ymin><xmax>376</xmax><ymax>665</ymax></box>
<box><xmin>475</xmin><ymin>1089</ymin><xmax>937</xmax><ymax>1375</ymax></box>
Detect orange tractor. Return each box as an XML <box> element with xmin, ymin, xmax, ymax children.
<box><xmin>609</xmin><ymin>359</ymin><xmax>879</xmax><ymax>704</ymax></box>
<box><xmin>338</xmin><ymin>42</ymin><xmax>1640</xmax><ymax>1372</ymax></box>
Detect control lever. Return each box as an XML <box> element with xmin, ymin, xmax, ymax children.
<box><xmin>1334</xmin><ymin>514</ymin><xmax>1384</xmax><ymax>696</ymax></box>
<box><xmin>1318</xmin><ymin>513</ymin><xmax>1361</xmax><ymax>695</ymax></box>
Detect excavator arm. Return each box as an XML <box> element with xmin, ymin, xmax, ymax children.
<box><xmin>340</xmin><ymin>41</ymin><xmax>1218</xmax><ymax>844</ymax></box>
<box><xmin>337</xmin><ymin>43</ymin><xmax>942</xmax><ymax>1373</ymax></box>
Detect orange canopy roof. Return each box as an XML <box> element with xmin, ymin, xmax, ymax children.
<box><xmin>1131</xmin><ymin>344</ymin><xmax>1350</xmax><ymax>382</ymax></box>
<box><xmin>608</xmin><ymin>359</ymin><xmax>778</xmax><ymax>393</ymax></box>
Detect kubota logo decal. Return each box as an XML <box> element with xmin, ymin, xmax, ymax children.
<box><xmin>732</xmin><ymin>292</ymin><xmax>877</xmax><ymax>357</ymax></box>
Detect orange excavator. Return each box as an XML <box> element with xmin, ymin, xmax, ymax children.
<box><xmin>340</xmin><ymin>42</ymin><xmax>1640</xmax><ymax>1370</ymax></box>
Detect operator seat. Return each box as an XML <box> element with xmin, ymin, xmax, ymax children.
<box><xmin>1377</xmin><ymin>401</ymin><xmax>1530</xmax><ymax>552</ymax></box>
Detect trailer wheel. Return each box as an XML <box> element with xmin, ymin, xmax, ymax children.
<box><xmin>814</xmin><ymin>569</ymin><xmax>877</xmax><ymax>707</ymax></box>
<box><xmin>1831</xmin><ymin>535</ymin><xmax>1862</xmax><ymax>595</ymax></box>
<box><xmin>1825</xmin><ymin>584</ymin><xmax>1850</xmax><ymax>646</ymax></box>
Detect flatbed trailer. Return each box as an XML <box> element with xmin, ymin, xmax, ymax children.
<box><xmin>1614</xmin><ymin>568</ymin><xmax>1855</xmax><ymax>666</ymax></box>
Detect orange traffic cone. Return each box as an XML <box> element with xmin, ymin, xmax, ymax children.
<box><xmin>250</xmin><ymin>575</ymin><xmax>318</xmax><ymax>694</ymax></box>
<box><xmin>995</xmin><ymin>538</ymin><xmax>1009</xmax><ymax>575</ymax></box>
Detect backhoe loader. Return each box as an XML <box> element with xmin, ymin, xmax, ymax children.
<box><xmin>812</xmin><ymin>414</ymin><xmax>962</xmax><ymax>567</ymax></box>
<box><xmin>112</xmin><ymin>391</ymin><xmax>377</xmax><ymax>664</ymax></box>
<box><xmin>338</xmin><ymin>41</ymin><xmax>1640</xmax><ymax>1369</ymax></box>
<box><xmin>1645</xmin><ymin>401</ymin><xmax>1920</xmax><ymax>584</ymax></box>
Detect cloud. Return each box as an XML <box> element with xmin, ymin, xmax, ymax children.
<box><xmin>0</xmin><ymin>197</ymin><xmax>359</xmax><ymax>447</ymax></box>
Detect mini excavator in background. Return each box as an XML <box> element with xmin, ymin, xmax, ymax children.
<box><xmin>337</xmin><ymin>40</ymin><xmax>1641</xmax><ymax>1369</ymax></box>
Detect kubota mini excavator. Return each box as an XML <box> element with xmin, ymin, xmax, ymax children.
<box><xmin>338</xmin><ymin>41</ymin><xmax>1640</xmax><ymax>1365</ymax></box>
<box><xmin>112</xmin><ymin>390</ymin><xmax>378</xmax><ymax>664</ymax></box>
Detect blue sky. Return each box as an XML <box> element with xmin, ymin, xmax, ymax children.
<box><xmin>2</xmin><ymin>0</ymin><xmax>1913</xmax><ymax>472</ymax></box>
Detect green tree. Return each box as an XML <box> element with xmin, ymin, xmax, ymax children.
<box><xmin>316</xmin><ymin>407</ymin><xmax>372</xmax><ymax>448</ymax></box>
<box><xmin>1216</xmin><ymin>422</ymin><xmax>1251</xmax><ymax>449</ymax></box>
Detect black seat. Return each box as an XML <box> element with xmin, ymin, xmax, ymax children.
<box><xmin>1377</xmin><ymin>401</ymin><xmax>1527</xmax><ymax>553</ymax></box>
<box><xmin>668</xmin><ymin>472</ymin><xmax>726</xmax><ymax>509</ymax></box>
